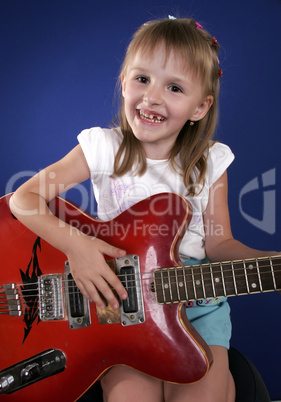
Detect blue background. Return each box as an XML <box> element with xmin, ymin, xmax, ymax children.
<box><xmin>1</xmin><ymin>0</ymin><xmax>281</xmax><ymax>398</ymax></box>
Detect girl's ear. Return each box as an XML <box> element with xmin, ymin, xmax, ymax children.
<box><xmin>191</xmin><ymin>95</ymin><xmax>214</xmax><ymax>122</ymax></box>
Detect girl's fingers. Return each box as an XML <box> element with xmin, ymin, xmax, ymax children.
<box><xmin>93</xmin><ymin>237</ymin><xmax>126</xmax><ymax>259</ymax></box>
<box><xmin>70</xmin><ymin>237</ymin><xmax>128</xmax><ymax>309</ymax></box>
<box><xmin>77</xmin><ymin>278</ymin><xmax>107</xmax><ymax>309</ymax></box>
<box><xmin>92</xmin><ymin>239</ymin><xmax>129</xmax><ymax>303</ymax></box>
<box><xmin>76</xmin><ymin>262</ymin><xmax>128</xmax><ymax>309</ymax></box>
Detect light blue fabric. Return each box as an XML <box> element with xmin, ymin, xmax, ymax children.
<box><xmin>184</xmin><ymin>258</ymin><xmax>232</xmax><ymax>349</ymax></box>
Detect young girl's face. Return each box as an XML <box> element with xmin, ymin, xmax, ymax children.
<box><xmin>121</xmin><ymin>44</ymin><xmax>213</xmax><ymax>159</ymax></box>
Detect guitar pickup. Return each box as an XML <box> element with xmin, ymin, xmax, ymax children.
<box><xmin>64</xmin><ymin>262</ymin><xmax>91</xmax><ymax>330</ymax></box>
<box><xmin>120</xmin><ymin>266</ymin><xmax>138</xmax><ymax>313</ymax></box>
<box><xmin>117</xmin><ymin>255</ymin><xmax>145</xmax><ymax>327</ymax></box>
<box><xmin>96</xmin><ymin>255</ymin><xmax>145</xmax><ymax>327</ymax></box>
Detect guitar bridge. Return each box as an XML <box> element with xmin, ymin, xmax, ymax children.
<box><xmin>38</xmin><ymin>275</ymin><xmax>64</xmax><ymax>321</ymax></box>
<box><xmin>38</xmin><ymin>267</ymin><xmax>91</xmax><ymax>330</ymax></box>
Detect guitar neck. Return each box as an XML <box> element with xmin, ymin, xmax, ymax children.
<box><xmin>154</xmin><ymin>256</ymin><xmax>281</xmax><ymax>304</ymax></box>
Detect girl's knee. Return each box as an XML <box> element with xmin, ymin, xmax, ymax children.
<box><xmin>100</xmin><ymin>366</ymin><xmax>163</xmax><ymax>402</ymax></box>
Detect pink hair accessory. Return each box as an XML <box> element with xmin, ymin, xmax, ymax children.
<box><xmin>195</xmin><ymin>22</ymin><xmax>203</xmax><ymax>29</ymax></box>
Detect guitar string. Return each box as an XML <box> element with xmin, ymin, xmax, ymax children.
<box><xmin>1</xmin><ymin>261</ymin><xmax>281</xmax><ymax>294</ymax></box>
<box><xmin>1</xmin><ymin>258</ymin><xmax>281</xmax><ymax>290</ymax></box>
<box><xmin>1</xmin><ymin>270</ymin><xmax>281</xmax><ymax>303</ymax></box>
<box><xmin>1</xmin><ymin>279</ymin><xmax>280</xmax><ymax>313</ymax></box>
<box><xmin>1</xmin><ymin>264</ymin><xmax>281</xmax><ymax>310</ymax></box>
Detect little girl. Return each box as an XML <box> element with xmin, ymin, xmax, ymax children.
<box><xmin>10</xmin><ymin>17</ymin><xmax>276</xmax><ymax>402</ymax></box>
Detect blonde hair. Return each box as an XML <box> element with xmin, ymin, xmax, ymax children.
<box><xmin>113</xmin><ymin>18</ymin><xmax>221</xmax><ymax>196</ymax></box>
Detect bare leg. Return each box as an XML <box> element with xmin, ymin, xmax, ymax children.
<box><xmin>100</xmin><ymin>366</ymin><xmax>164</xmax><ymax>402</ymax></box>
<box><xmin>164</xmin><ymin>346</ymin><xmax>235</xmax><ymax>402</ymax></box>
<box><xmin>100</xmin><ymin>346</ymin><xmax>235</xmax><ymax>402</ymax></box>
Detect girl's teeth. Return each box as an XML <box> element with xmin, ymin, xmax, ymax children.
<box><xmin>139</xmin><ymin>111</ymin><xmax>165</xmax><ymax>123</ymax></box>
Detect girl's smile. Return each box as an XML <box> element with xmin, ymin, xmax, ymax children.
<box><xmin>137</xmin><ymin>109</ymin><xmax>166</xmax><ymax>124</ymax></box>
<box><xmin>121</xmin><ymin>44</ymin><xmax>213</xmax><ymax>159</ymax></box>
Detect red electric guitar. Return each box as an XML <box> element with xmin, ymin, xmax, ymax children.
<box><xmin>0</xmin><ymin>193</ymin><xmax>280</xmax><ymax>401</ymax></box>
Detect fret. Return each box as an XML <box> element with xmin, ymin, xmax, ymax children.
<box><xmin>246</xmin><ymin>262</ymin><xmax>261</xmax><ymax>293</ymax></box>
<box><xmin>209</xmin><ymin>264</ymin><xmax>216</xmax><ymax>298</ymax></box>
<box><xmin>154</xmin><ymin>269</ymin><xmax>166</xmax><ymax>304</ymax></box>
<box><xmin>214</xmin><ymin>262</ymin><xmax>235</xmax><ymax>296</ymax></box>
<box><xmin>260</xmin><ymin>255</ymin><xmax>281</xmax><ymax>291</ymax></box>
<box><xmin>222</xmin><ymin>262</ymin><xmax>235</xmax><ymax>296</ymax></box>
<box><xmin>243</xmin><ymin>260</ymin><xmax>250</xmax><ymax>293</ymax></box>
<box><xmin>220</xmin><ymin>263</ymin><xmax>227</xmax><ymax>296</ymax></box>
<box><xmin>210</xmin><ymin>263</ymin><xmax>225</xmax><ymax>297</ymax></box>
<box><xmin>199</xmin><ymin>265</ymin><xmax>206</xmax><ymax>299</ymax></box>
<box><xmin>160</xmin><ymin>270</ymin><xmax>166</xmax><ymax>303</ymax></box>
<box><xmin>192</xmin><ymin>265</ymin><xmax>205</xmax><ymax>300</ymax></box>
<box><xmin>256</xmin><ymin>260</ymin><xmax>263</xmax><ymax>292</ymax></box>
<box><xmin>202</xmin><ymin>264</ymin><xmax>215</xmax><ymax>299</ymax></box>
<box><xmin>182</xmin><ymin>267</ymin><xmax>190</xmax><ymax>300</ymax></box>
<box><xmin>191</xmin><ymin>267</ymin><xmax>197</xmax><ymax>300</ymax></box>
<box><xmin>180</xmin><ymin>267</ymin><xmax>189</xmax><ymax>301</ymax></box>
<box><xmin>169</xmin><ymin>268</ymin><xmax>181</xmax><ymax>303</ymax></box>
<box><xmin>233</xmin><ymin>261</ymin><xmax>248</xmax><ymax>295</ymax></box>
<box><xmin>174</xmin><ymin>270</ymin><xmax>179</xmax><ymax>300</ymax></box>
<box><xmin>200</xmin><ymin>263</ymin><xmax>221</xmax><ymax>299</ymax></box>
<box><xmin>167</xmin><ymin>269</ymin><xmax>173</xmax><ymax>301</ymax></box>
<box><xmin>200</xmin><ymin>264</ymin><xmax>212</xmax><ymax>298</ymax></box>
<box><xmin>271</xmin><ymin>256</ymin><xmax>281</xmax><ymax>290</ymax></box>
<box><xmin>174</xmin><ymin>268</ymin><xmax>181</xmax><ymax>301</ymax></box>
<box><xmin>174</xmin><ymin>267</ymin><xmax>191</xmax><ymax>302</ymax></box>
<box><xmin>269</xmin><ymin>258</ymin><xmax>277</xmax><ymax>290</ymax></box>
<box><xmin>232</xmin><ymin>262</ymin><xmax>238</xmax><ymax>295</ymax></box>
<box><xmin>256</xmin><ymin>257</ymin><xmax>275</xmax><ymax>291</ymax></box>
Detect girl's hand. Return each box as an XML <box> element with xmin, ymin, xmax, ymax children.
<box><xmin>67</xmin><ymin>235</ymin><xmax>128</xmax><ymax>310</ymax></box>
<box><xmin>9</xmin><ymin>146</ymin><xmax>128</xmax><ymax>310</ymax></box>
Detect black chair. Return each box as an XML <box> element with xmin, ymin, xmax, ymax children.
<box><xmin>78</xmin><ymin>347</ymin><xmax>270</xmax><ymax>402</ymax></box>
<box><xmin>228</xmin><ymin>347</ymin><xmax>270</xmax><ymax>402</ymax></box>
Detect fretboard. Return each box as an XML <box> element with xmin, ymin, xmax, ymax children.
<box><xmin>153</xmin><ymin>256</ymin><xmax>281</xmax><ymax>304</ymax></box>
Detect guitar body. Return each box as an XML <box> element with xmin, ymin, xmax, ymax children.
<box><xmin>0</xmin><ymin>193</ymin><xmax>212</xmax><ymax>401</ymax></box>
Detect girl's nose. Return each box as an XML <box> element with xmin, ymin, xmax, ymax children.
<box><xmin>143</xmin><ymin>84</ymin><xmax>163</xmax><ymax>106</ymax></box>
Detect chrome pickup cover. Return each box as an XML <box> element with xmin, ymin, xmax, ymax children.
<box><xmin>96</xmin><ymin>255</ymin><xmax>145</xmax><ymax>327</ymax></box>
<box><xmin>117</xmin><ymin>255</ymin><xmax>145</xmax><ymax>327</ymax></box>
<box><xmin>64</xmin><ymin>261</ymin><xmax>91</xmax><ymax>329</ymax></box>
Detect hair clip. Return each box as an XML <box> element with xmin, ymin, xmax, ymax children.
<box><xmin>218</xmin><ymin>69</ymin><xmax>223</xmax><ymax>78</ymax></box>
<box><xmin>168</xmin><ymin>15</ymin><xmax>176</xmax><ymax>20</ymax></box>
<box><xmin>212</xmin><ymin>37</ymin><xmax>218</xmax><ymax>46</ymax></box>
<box><xmin>195</xmin><ymin>22</ymin><xmax>203</xmax><ymax>29</ymax></box>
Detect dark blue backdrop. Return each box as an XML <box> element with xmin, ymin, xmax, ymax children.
<box><xmin>1</xmin><ymin>0</ymin><xmax>281</xmax><ymax>399</ymax></box>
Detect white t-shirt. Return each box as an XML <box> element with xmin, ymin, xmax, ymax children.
<box><xmin>78</xmin><ymin>127</ymin><xmax>234</xmax><ymax>261</ymax></box>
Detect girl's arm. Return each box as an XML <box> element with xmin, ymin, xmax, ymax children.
<box><xmin>9</xmin><ymin>145</ymin><xmax>127</xmax><ymax>310</ymax></box>
<box><xmin>203</xmin><ymin>171</ymin><xmax>277</xmax><ymax>262</ymax></box>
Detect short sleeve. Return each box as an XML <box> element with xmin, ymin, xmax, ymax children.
<box><xmin>77</xmin><ymin>127</ymin><xmax>106</xmax><ymax>175</ymax></box>
<box><xmin>77</xmin><ymin>127</ymin><xmax>121</xmax><ymax>178</ymax></box>
<box><xmin>206</xmin><ymin>142</ymin><xmax>235</xmax><ymax>187</ymax></box>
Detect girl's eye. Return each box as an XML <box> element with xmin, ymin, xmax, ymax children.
<box><xmin>137</xmin><ymin>76</ymin><xmax>149</xmax><ymax>84</ymax></box>
<box><xmin>169</xmin><ymin>85</ymin><xmax>182</xmax><ymax>93</ymax></box>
